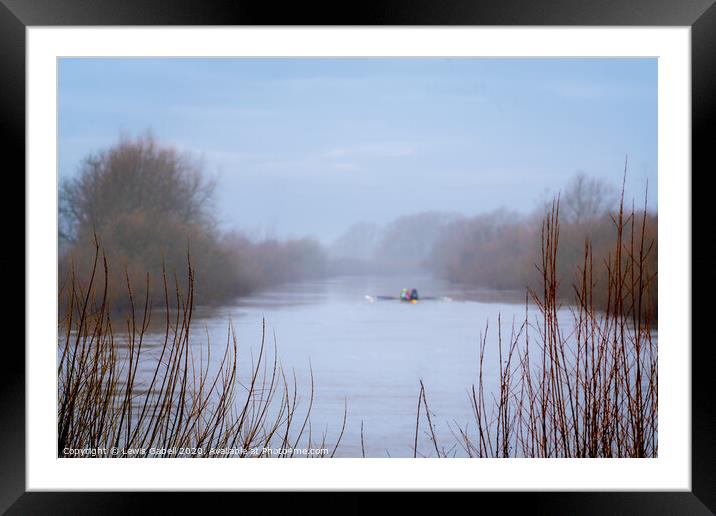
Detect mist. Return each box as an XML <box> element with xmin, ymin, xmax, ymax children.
<box><xmin>59</xmin><ymin>57</ymin><xmax>657</xmax><ymax>245</ymax></box>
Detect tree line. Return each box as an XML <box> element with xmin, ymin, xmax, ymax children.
<box><xmin>59</xmin><ymin>135</ymin><xmax>326</xmax><ymax>310</ymax></box>
<box><xmin>329</xmin><ymin>173</ymin><xmax>657</xmax><ymax>317</ymax></box>
<box><xmin>60</xmin><ymin>134</ymin><xmax>656</xmax><ymax>318</ymax></box>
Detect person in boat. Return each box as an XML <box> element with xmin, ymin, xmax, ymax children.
<box><xmin>399</xmin><ymin>288</ymin><xmax>419</xmax><ymax>301</ymax></box>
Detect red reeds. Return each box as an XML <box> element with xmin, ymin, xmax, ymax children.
<box><xmin>57</xmin><ymin>240</ymin><xmax>340</xmax><ymax>458</ymax></box>
<box><xmin>418</xmin><ymin>185</ymin><xmax>657</xmax><ymax>458</ymax></box>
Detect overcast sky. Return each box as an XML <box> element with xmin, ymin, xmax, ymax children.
<box><xmin>58</xmin><ymin>58</ymin><xmax>657</xmax><ymax>243</ymax></box>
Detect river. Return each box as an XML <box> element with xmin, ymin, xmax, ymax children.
<box><xmin>157</xmin><ymin>273</ymin><xmax>545</xmax><ymax>458</ymax></box>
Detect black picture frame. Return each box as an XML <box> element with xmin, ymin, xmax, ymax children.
<box><xmin>5</xmin><ymin>0</ymin><xmax>712</xmax><ymax>512</ymax></box>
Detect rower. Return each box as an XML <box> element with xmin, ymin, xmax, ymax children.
<box><xmin>399</xmin><ymin>288</ymin><xmax>419</xmax><ymax>302</ymax></box>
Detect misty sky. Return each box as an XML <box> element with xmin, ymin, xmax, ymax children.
<box><xmin>58</xmin><ymin>58</ymin><xmax>657</xmax><ymax>243</ymax></box>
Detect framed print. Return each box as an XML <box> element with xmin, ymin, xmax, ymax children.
<box><xmin>6</xmin><ymin>0</ymin><xmax>713</xmax><ymax>512</ymax></box>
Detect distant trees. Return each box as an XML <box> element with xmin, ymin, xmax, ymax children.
<box><xmin>429</xmin><ymin>209</ymin><xmax>536</xmax><ymax>290</ymax></box>
<box><xmin>373</xmin><ymin>211</ymin><xmax>462</xmax><ymax>270</ymax></box>
<box><xmin>560</xmin><ymin>172</ymin><xmax>618</xmax><ymax>224</ymax></box>
<box><xmin>426</xmin><ymin>173</ymin><xmax>657</xmax><ymax>317</ymax></box>
<box><xmin>60</xmin><ymin>139</ymin><xmax>655</xmax><ymax>319</ymax></box>
<box><xmin>221</xmin><ymin>233</ymin><xmax>327</xmax><ymax>293</ymax></box>
<box><xmin>328</xmin><ymin>212</ymin><xmax>461</xmax><ymax>273</ymax></box>
<box><xmin>59</xmin><ymin>134</ymin><xmax>328</xmax><ymax>309</ymax></box>
<box><xmin>325</xmin><ymin>172</ymin><xmax>655</xmax><ymax>316</ymax></box>
<box><xmin>329</xmin><ymin>222</ymin><xmax>381</xmax><ymax>261</ymax></box>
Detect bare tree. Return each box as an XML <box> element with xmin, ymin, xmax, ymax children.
<box><xmin>58</xmin><ymin>134</ymin><xmax>226</xmax><ymax>308</ymax></box>
<box><xmin>58</xmin><ymin>134</ymin><xmax>331</xmax><ymax>309</ymax></box>
<box><xmin>561</xmin><ymin>172</ymin><xmax>617</xmax><ymax>224</ymax></box>
<box><xmin>59</xmin><ymin>133</ymin><xmax>216</xmax><ymax>243</ymax></box>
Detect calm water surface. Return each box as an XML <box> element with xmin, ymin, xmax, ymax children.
<box><xmin>154</xmin><ymin>274</ymin><xmax>553</xmax><ymax>457</ymax></box>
